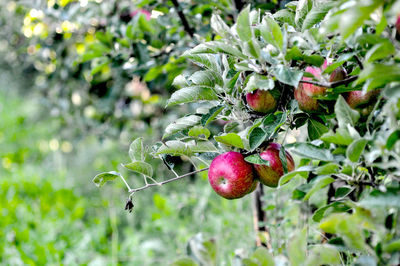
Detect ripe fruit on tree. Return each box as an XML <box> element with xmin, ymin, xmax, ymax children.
<box><xmin>396</xmin><ymin>14</ymin><xmax>400</xmax><ymax>35</ymax></box>
<box><xmin>208</xmin><ymin>151</ymin><xmax>258</xmax><ymax>199</ymax></box>
<box><xmin>252</xmin><ymin>143</ymin><xmax>295</xmax><ymax>187</ymax></box>
<box><xmin>345</xmin><ymin>89</ymin><xmax>380</xmax><ymax>116</ymax></box>
<box><xmin>294</xmin><ymin>63</ymin><xmax>346</xmax><ymax>113</ymax></box>
<box><xmin>246</xmin><ymin>89</ymin><xmax>278</xmax><ymax>113</ymax></box>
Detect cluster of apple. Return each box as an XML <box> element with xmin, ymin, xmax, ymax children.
<box><xmin>208</xmin><ymin>143</ymin><xmax>294</xmax><ymax>199</ymax></box>
<box><xmin>247</xmin><ymin>62</ymin><xmax>379</xmax><ymax>116</ymax></box>
<box><xmin>208</xmin><ymin>61</ymin><xmax>381</xmax><ymax>200</ymax></box>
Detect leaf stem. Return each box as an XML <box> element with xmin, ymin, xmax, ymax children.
<box><xmin>128</xmin><ymin>167</ymin><xmax>209</xmax><ymax>193</ymax></box>
<box><xmin>119</xmin><ymin>173</ymin><xmax>132</xmax><ymax>191</ymax></box>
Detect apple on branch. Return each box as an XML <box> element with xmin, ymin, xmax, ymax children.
<box><xmin>252</xmin><ymin>143</ymin><xmax>295</xmax><ymax>187</ymax></box>
<box><xmin>294</xmin><ymin>62</ymin><xmax>346</xmax><ymax>113</ymax></box>
<box><xmin>208</xmin><ymin>151</ymin><xmax>258</xmax><ymax>199</ymax></box>
<box><xmin>345</xmin><ymin>89</ymin><xmax>381</xmax><ymax>116</ymax></box>
<box><xmin>246</xmin><ymin>89</ymin><xmax>278</xmax><ymax>114</ymax></box>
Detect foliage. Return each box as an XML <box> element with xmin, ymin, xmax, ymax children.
<box><xmin>96</xmin><ymin>0</ymin><xmax>400</xmax><ymax>264</ymax></box>
<box><xmin>0</xmin><ymin>73</ymin><xmax>258</xmax><ymax>264</ymax></box>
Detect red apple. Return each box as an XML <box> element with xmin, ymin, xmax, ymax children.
<box><xmin>396</xmin><ymin>14</ymin><xmax>400</xmax><ymax>35</ymax></box>
<box><xmin>295</xmin><ymin>63</ymin><xmax>346</xmax><ymax>113</ymax></box>
<box><xmin>246</xmin><ymin>89</ymin><xmax>278</xmax><ymax>113</ymax></box>
<box><xmin>252</xmin><ymin>143</ymin><xmax>295</xmax><ymax>187</ymax></box>
<box><xmin>208</xmin><ymin>151</ymin><xmax>257</xmax><ymax>199</ymax></box>
<box><xmin>329</xmin><ymin>66</ymin><xmax>347</xmax><ymax>82</ymax></box>
<box><xmin>345</xmin><ymin>89</ymin><xmax>380</xmax><ymax>116</ymax></box>
<box><xmin>294</xmin><ymin>65</ymin><xmax>328</xmax><ymax>112</ymax></box>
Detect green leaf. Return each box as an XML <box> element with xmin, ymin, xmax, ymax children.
<box><xmin>359</xmin><ymin>190</ymin><xmax>400</xmax><ymax>208</ymax></box>
<box><xmin>312</xmin><ymin>202</ymin><xmax>351</xmax><ymax>222</ymax></box>
<box><xmin>201</xmin><ymin>105</ymin><xmax>224</xmax><ymax>126</ymax></box>
<box><xmin>172</xmin><ymin>74</ymin><xmax>189</xmax><ymax>88</ymax></box>
<box><xmin>319</xmin><ymin>213</ymin><xmax>368</xmax><ymax>251</ymax></box>
<box><xmin>306</xmin><ymin>245</ymin><xmax>341</xmax><ymax>266</ymax></box>
<box><xmin>365</xmin><ymin>41</ymin><xmax>395</xmax><ymax>63</ymax></box>
<box><xmin>295</xmin><ymin>0</ymin><xmax>312</xmax><ymax>30</ymax></box>
<box><xmin>288</xmin><ymin>228</ymin><xmax>307</xmax><ymax>266</ymax></box>
<box><xmin>301</xmin><ymin>1</ymin><xmax>335</xmax><ymax>31</ymax></box>
<box><xmin>249</xmin><ymin>127</ymin><xmax>267</xmax><ymax>151</ymax></box>
<box><xmin>272</xmin><ymin>65</ymin><xmax>303</xmax><ymax>87</ymax></box>
<box><xmin>163</xmin><ymin>115</ymin><xmax>201</xmax><ymax>139</ymax></box>
<box><xmin>205</xmin><ymin>41</ymin><xmax>246</xmax><ymax>59</ymax></box>
<box><xmin>260</xmin><ymin>16</ymin><xmax>283</xmax><ymax>50</ymax></box>
<box><xmin>210</xmin><ymin>14</ymin><xmax>232</xmax><ymax>39</ymax></box>
<box><xmin>244</xmin><ymin>154</ymin><xmax>270</xmax><ymax>166</ymax></box>
<box><xmin>214</xmin><ymin>133</ymin><xmax>244</xmax><ymax>149</ymax></box>
<box><xmin>292</xmin><ymin>143</ymin><xmax>335</xmax><ymax>162</ymax></box>
<box><xmin>188</xmin><ymin>126</ymin><xmax>211</xmax><ymax>139</ymax></box>
<box><xmin>93</xmin><ymin>171</ymin><xmax>120</xmax><ymax>187</ymax></box>
<box><xmin>243</xmin><ymin>39</ymin><xmax>261</xmax><ymax>58</ymax></box>
<box><xmin>123</xmin><ymin>161</ymin><xmax>153</xmax><ymax>177</ymax></box>
<box><xmin>335</xmin><ymin>95</ymin><xmax>360</xmax><ymax>129</ymax></box>
<box><xmin>335</xmin><ymin>187</ymin><xmax>353</xmax><ymax>198</ymax></box>
<box><xmin>323</xmin><ymin>53</ymin><xmax>356</xmax><ymax>74</ymax></box>
<box><xmin>189</xmin><ymin>70</ymin><xmax>223</xmax><ymax>87</ymax></box>
<box><xmin>166</xmin><ymin>86</ymin><xmax>218</xmax><ymax>107</ymax></box>
<box><xmin>323</xmin><ymin>0</ymin><xmax>382</xmax><ymax>39</ymax></box>
<box><xmin>90</xmin><ymin>57</ymin><xmax>110</xmax><ymax>75</ymax></box>
<box><xmin>237</xmin><ymin>6</ymin><xmax>252</xmax><ymax>42</ymax></box>
<box><xmin>129</xmin><ymin>138</ymin><xmax>145</xmax><ymax>162</ymax></box>
<box><xmin>320</xmin><ymin>128</ymin><xmax>353</xmax><ymax>146</ymax></box>
<box><xmin>279</xmin><ymin>146</ymin><xmax>288</xmax><ymax>174</ymax></box>
<box><xmin>244</xmin><ymin>74</ymin><xmax>275</xmax><ymax>93</ymax></box>
<box><xmin>171</xmin><ymin>257</ymin><xmax>199</xmax><ymax>266</ymax></box>
<box><xmin>386</xmin><ymin>130</ymin><xmax>400</xmax><ymax>150</ymax></box>
<box><xmin>307</xmin><ymin>119</ymin><xmax>329</xmax><ymax>141</ymax></box>
<box><xmin>279</xmin><ymin>166</ymin><xmax>314</xmax><ymax>186</ymax></box>
<box><xmin>183</xmin><ymin>53</ymin><xmax>220</xmax><ymax>73</ymax></box>
<box><xmin>315</xmin><ymin>163</ymin><xmax>339</xmax><ymax>175</ymax></box>
<box><xmin>355</xmin><ymin>63</ymin><xmax>400</xmax><ymax>91</ymax></box>
<box><xmin>156</xmin><ymin>140</ymin><xmax>218</xmax><ymax>156</ymax></box>
<box><xmin>274</xmin><ymin>9</ymin><xmax>296</xmax><ymax>27</ymax></box>
<box><xmin>303</xmin><ymin>176</ymin><xmax>334</xmax><ymax>201</ymax></box>
<box><xmin>250</xmin><ymin>247</ymin><xmax>275</xmax><ymax>266</ymax></box>
<box><xmin>346</xmin><ymin>138</ymin><xmax>367</xmax><ymax>163</ymax></box>
<box><xmin>383</xmin><ymin>239</ymin><xmax>400</xmax><ymax>253</ymax></box>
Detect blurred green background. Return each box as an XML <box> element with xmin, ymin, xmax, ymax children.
<box><xmin>0</xmin><ymin>67</ymin><xmax>259</xmax><ymax>264</ymax></box>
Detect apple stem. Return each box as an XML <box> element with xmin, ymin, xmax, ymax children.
<box><xmin>128</xmin><ymin>167</ymin><xmax>209</xmax><ymax>193</ymax></box>
<box><xmin>299</xmin><ymin>75</ymin><xmax>358</xmax><ymax>88</ymax></box>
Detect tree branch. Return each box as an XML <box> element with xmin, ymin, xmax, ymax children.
<box><xmin>299</xmin><ymin>75</ymin><xmax>358</xmax><ymax>88</ymax></box>
<box><xmin>128</xmin><ymin>167</ymin><xmax>209</xmax><ymax>193</ymax></box>
<box><xmin>170</xmin><ymin>0</ymin><xmax>194</xmax><ymax>38</ymax></box>
<box><xmin>234</xmin><ymin>0</ymin><xmax>245</xmax><ymax>12</ymax></box>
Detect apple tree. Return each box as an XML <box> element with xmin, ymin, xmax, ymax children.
<box><xmin>94</xmin><ymin>0</ymin><xmax>400</xmax><ymax>264</ymax></box>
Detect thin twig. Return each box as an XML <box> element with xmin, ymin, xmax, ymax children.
<box><xmin>119</xmin><ymin>173</ymin><xmax>132</xmax><ymax>191</ymax></box>
<box><xmin>128</xmin><ymin>167</ymin><xmax>209</xmax><ymax>193</ymax></box>
<box><xmin>170</xmin><ymin>0</ymin><xmax>194</xmax><ymax>37</ymax></box>
<box><xmin>299</xmin><ymin>75</ymin><xmax>358</xmax><ymax>88</ymax></box>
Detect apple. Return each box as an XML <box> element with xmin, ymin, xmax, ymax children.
<box><xmin>294</xmin><ymin>63</ymin><xmax>346</xmax><ymax>113</ymax></box>
<box><xmin>345</xmin><ymin>89</ymin><xmax>380</xmax><ymax>116</ymax></box>
<box><xmin>208</xmin><ymin>151</ymin><xmax>257</xmax><ymax>199</ymax></box>
<box><xmin>246</xmin><ymin>89</ymin><xmax>278</xmax><ymax>113</ymax></box>
<box><xmin>252</xmin><ymin>143</ymin><xmax>295</xmax><ymax>187</ymax></box>
<box><xmin>396</xmin><ymin>14</ymin><xmax>400</xmax><ymax>35</ymax></box>
<box><xmin>329</xmin><ymin>66</ymin><xmax>347</xmax><ymax>82</ymax></box>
